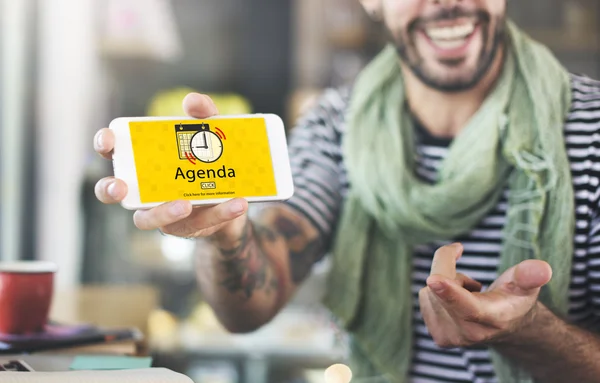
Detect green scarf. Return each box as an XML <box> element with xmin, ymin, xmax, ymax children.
<box><xmin>323</xmin><ymin>21</ymin><xmax>574</xmax><ymax>383</ymax></box>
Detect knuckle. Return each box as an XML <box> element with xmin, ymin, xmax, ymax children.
<box><xmin>215</xmin><ymin>205</ymin><xmax>233</xmax><ymax>222</ymax></box>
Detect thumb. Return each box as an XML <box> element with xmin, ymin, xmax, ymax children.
<box><xmin>182</xmin><ymin>93</ymin><xmax>219</xmax><ymax>119</ymax></box>
<box><xmin>505</xmin><ymin>260</ymin><xmax>553</xmax><ymax>296</ymax></box>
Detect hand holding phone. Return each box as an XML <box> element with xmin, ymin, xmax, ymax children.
<box><xmin>93</xmin><ymin>93</ymin><xmax>292</xmax><ymax>241</ymax></box>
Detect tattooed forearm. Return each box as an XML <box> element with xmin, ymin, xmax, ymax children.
<box><xmin>194</xmin><ymin>204</ymin><xmax>326</xmax><ymax>332</ymax></box>
<box><xmin>213</xmin><ymin>207</ymin><xmax>323</xmax><ymax>297</ymax></box>
<box><xmin>274</xmin><ymin>215</ymin><xmax>323</xmax><ymax>283</ymax></box>
<box><xmin>216</xmin><ymin>220</ymin><xmax>280</xmax><ymax>299</ymax></box>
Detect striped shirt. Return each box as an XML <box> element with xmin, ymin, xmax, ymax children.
<box><xmin>284</xmin><ymin>74</ymin><xmax>600</xmax><ymax>383</ymax></box>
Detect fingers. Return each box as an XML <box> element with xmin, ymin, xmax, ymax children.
<box><xmin>133</xmin><ymin>198</ymin><xmax>247</xmax><ymax>235</ymax></box>
<box><xmin>183</xmin><ymin>93</ymin><xmax>219</xmax><ymax>119</ymax></box>
<box><xmin>133</xmin><ymin>201</ymin><xmax>194</xmax><ymax>231</ymax></box>
<box><xmin>425</xmin><ymin>273</ymin><xmax>481</xmax><ymax>295</ymax></box>
<box><xmin>430</xmin><ymin>243</ymin><xmax>463</xmax><ymax>279</ymax></box>
<box><xmin>491</xmin><ymin>259</ymin><xmax>553</xmax><ymax>297</ymax></box>
<box><xmin>94</xmin><ymin>128</ymin><xmax>115</xmax><ymax>160</ymax></box>
<box><xmin>426</xmin><ymin>275</ymin><xmax>482</xmax><ymax>319</ymax></box>
<box><xmin>511</xmin><ymin>260</ymin><xmax>552</xmax><ymax>295</ymax></box>
<box><xmin>95</xmin><ymin>177</ymin><xmax>128</xmax><ymax>204</ymax></box>
<box><xmin>456</xmin><ymin>273</ymin><xmax>482</xmax><ymax>292</ymax></box>
<box><xmin>161</xmin><ymin>198</ymin><xmax>248</xmax><ymax>236</ymax></box>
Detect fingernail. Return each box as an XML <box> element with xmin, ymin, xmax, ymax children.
<box><xmin>95</xmin><ymin>131</ymin><xmax>104</xmax><ymax>151</ymax></box>
<box><xmin>107</xmin><ymin>181</ymin><xmax>118</xmax><ymax>199</ymax></box>
<box><xmin>230</xmin><ymin>201</ymin><xmax>244</xmax><ymax>214</ymax></box>
<box><xmin>169</xmin><ymin>202</ymin><xmax>187</xmax><ymax>217</ymax></box>
<box><xmin>430</xmin><ymin>282</ymin><xmax>445</xmax><ymax>294</ymax></box>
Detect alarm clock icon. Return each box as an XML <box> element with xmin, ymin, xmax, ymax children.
<box><xmin>190</xmin><ymin>126</ymin><xmax>223</xmax><ymax>163</ymax></box>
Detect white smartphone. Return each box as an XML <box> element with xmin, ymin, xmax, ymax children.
<box><xmin>109</xmin><ymin>114</ymin><xmax>294</xmax><ymax>210</ymax></box>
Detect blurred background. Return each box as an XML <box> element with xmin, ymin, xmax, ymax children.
<box><xmin>1</xmin><ymin>0</ymin><xmax>599</xmax><ymax>382</ymax></box>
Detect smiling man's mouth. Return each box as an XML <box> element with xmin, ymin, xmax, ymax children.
<box><xmin>396</xmin><ymin>8</ymin><xmax>501</xmax><ymax>92</ymax></box>
<box><xmin>424</xmin><ymin>20</ymin><xmax>478</xmax><ymax>49</ymax></box>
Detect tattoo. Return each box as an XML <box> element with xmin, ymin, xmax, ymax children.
<box><xmin>218</xmin><ymin>222</ymin><xmax>250</xmax><ymax>258</ymax></box>
<box><xmin>254</xmin><ymin>223</ymin><xmax>279</xmax><ymax>242</ymax></box>
<box><xmin>217</xmin><ymin>221</ymin><xmax>279</xmax><ymax>299</ymax></box>
<box><xmin>274</xmin><ymin>215</ymin><xmax>323</xmax><ymax>283</ymax></box>
<box><xmin>214</xmin><ymin>205</ymin><xmax>324</xmax><ymax>299</ymax></box>
<box><xmin>266</xmin><ymin>276</ymin><xmax>280</xmax><ymax>295</ymax></box>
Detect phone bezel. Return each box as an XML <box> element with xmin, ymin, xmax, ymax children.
<box><xmin>110</xmin><ymin>114</ymin><xmax>294</xmax><ymax>210</ymax></box>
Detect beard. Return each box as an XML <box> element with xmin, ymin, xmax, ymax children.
<box><xmin>391</xmin><ymin>7</ymin><xmax>506</xmax><ymax>93</ymax></box>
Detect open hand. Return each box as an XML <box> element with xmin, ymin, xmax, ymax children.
<box><xmin>419</xmin><ymin>243</ymin><xmax>553</xmax><ymax>348</ymax></box>
<box><xmin>93</xmin><ymin>93</ymin><xmax>248</xmax><ymax>243</ymax></box>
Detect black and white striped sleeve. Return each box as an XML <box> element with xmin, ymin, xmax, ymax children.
<box><xmin>567</xmin><ymin>75</ymin><xmax>600</xmax><ymax>328</ymax></box>
<box><xmin>283</xmin><ymin>88</ymin><xmax>349</xmax><ymax>249</ymax></box>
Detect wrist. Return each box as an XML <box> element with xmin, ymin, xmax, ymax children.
<box><xmin>210</xmin><ymin>216</ymin><xmax>251</xmax><ymax>254</ymax></box>
<box><xmin>490</xmin><ymin>301</ymin><xmax>550</xmax><ymax>347</ymax></box>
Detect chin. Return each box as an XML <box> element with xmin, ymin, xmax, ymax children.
<box><xmin>415</xmin><ymin>68</ymin><xmax>490</xmax><ymax>93</ymax></box>
<box><xmin>404</xmin><ymin>38</ymin><xmax>501</xmax><ymax>92</ymax></box>
<box><xmin>432</xmin><ymin>63</ymin><xmax>483</xmax><ymax>86</ymax></box>
<box><xmin>395</xmin><ymin>10</ymin><xmax>505</xmax><ymax>92</ymax></box>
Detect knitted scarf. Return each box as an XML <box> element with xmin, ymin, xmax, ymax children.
<box><xmin>323</xmin><ymin>21</ymin><xmax>574</xmax><ymax>383</ymax></box>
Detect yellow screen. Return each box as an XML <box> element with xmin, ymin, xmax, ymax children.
<box><xmin>129</xmin><ymin>118</ymin><xmax>277</xmax><ymax>203</ymax></box>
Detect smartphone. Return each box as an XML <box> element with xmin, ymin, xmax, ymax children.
<box><xmin>109</xmin><ymin>114</ymin><xmax>294</xmax><ymax>210</ymax></box>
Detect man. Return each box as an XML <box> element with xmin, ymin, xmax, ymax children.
<box><xmin>94</xmin><ymin>0</ymin><xmax>600</xmax><ymax>382</ymax></box>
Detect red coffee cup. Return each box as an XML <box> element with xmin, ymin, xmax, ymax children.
<box><xmin>0</xmin><ymin>261</ymin><xmax>58</xmax><ymax>335</ymax></box>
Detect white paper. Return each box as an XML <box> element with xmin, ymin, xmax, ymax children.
<box><xmin>0</xmin><ymin>368</ymin><xmax>193</xmax><ymax>383</ymax></box>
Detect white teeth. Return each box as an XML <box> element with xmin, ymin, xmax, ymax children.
<box><xmin>432</xmin><ymin>39</ymin><xmax>466</xmax><ymax>49</ymax></box>
<box><xmin>425</xmin><ymin>23</ymin><xmax>475</xmax><ymax>41</ymax></box>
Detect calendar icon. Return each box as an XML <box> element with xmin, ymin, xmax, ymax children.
<box><xmin>175</xmin><ymin>123</ymin><xmax>207</xmax><ymax>160</ymax></box>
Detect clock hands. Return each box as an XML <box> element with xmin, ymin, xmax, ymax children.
<box><xmin>191</xmin><ymin>130</ymin><xmax>221</xmax><ymax>162</ymax></box>
<box><xmin>195</xmin><ymin>132</ymin><xmax>209</xmax><ymax>149</ymax></box>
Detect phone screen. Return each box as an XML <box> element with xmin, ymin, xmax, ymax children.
<box><xmin>128</xmin><ymin>117</ymin><xmax>278</xmax><ymax>204</ymax></box>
